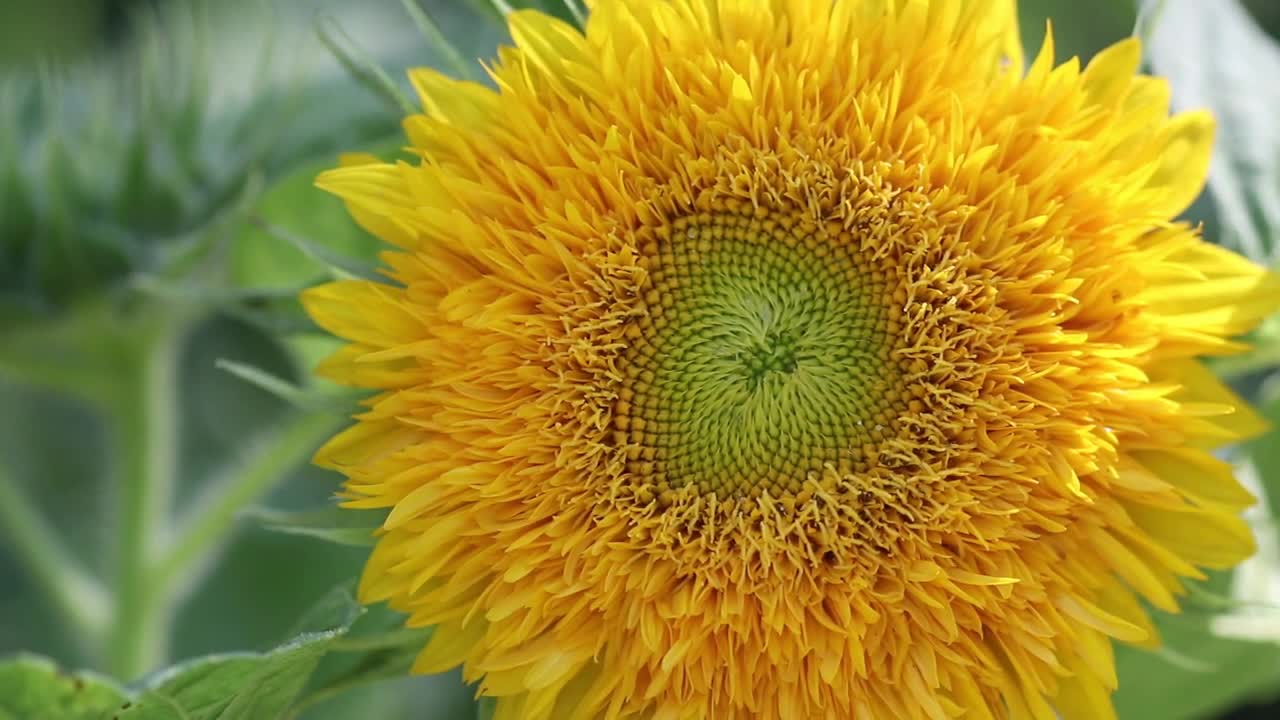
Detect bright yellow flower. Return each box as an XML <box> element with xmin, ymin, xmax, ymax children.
<box><xmin>302</xmin><ymin>1</ymin><xmax>1280</xmax><ymax>718</ymax></box>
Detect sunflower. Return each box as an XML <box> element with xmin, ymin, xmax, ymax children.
<box><xmin>302</xmin><ymin>1</ymin><xmax>1280</xmax><ymax>718</ymax></box>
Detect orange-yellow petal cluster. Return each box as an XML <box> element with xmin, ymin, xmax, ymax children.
<box><xmin>302</xmin><ymin>1</ymin><xmax>1280</xmax><ymax>718</ymax></box>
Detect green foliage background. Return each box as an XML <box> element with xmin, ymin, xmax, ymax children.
<box><xmin>1</xmin><ymin>1</ymin><xmax>1279</xmax><ymax>719</ymax></box>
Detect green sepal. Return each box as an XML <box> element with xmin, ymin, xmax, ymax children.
<box><xmin>245</xmin><ymin>504</ymin><xmax>385</xmax><ymax>547</ymax></box>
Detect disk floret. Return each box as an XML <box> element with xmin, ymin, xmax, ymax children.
<box><xmin>615</xmin><ymin>208</ymin><xmax>900</xmax><ymax>499</ymax></box>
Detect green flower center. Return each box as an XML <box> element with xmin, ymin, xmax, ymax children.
<box><xmin>617</xmin><ymin>210</ymin><xmax>901</xmax><ymax>498</ymax></box>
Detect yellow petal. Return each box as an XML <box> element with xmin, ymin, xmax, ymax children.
<box><xmin>313</xmin><ymin>418</ymin><xmax>416</xmax><ymax>470</ymax></box>
<box><xmin>508</xmin><ymin>9</ymin><xmax>592</xmax><ymax>83</ymax></box>
<box><xmin>1053</xmin><ymin>663</ymin><xmax>1118</xmax><ymax>720</ymax></box>
<box><xmin>1055</xmin><ymin>593</ymin><xmax>1148</xmax><ymax>644</ymax></box>
<box><xmin>1087</xmin><ymin>525</ymin><xmax>1179</xmax><ymax>612</ymax></box>
<box><xmin>492</xmin><ymin>694</ymin><xmax>528</xmax><ymax>720</ymax></box>
<box><xmin>1149</xmin><ymin>358</ymin><xmax>1270</xmax><ymax>441</ymax></box>
<box><xmin>412</xmin><ymin>617</ymin><xmax>489</xmax><ymax>674</ymax></box>
<box><xmin>1094</xmin><ymin>579</ymin><xmax>1161</xmax><ymax>649</ymax></box>
<box><xmin>409</xmin><ymin>67</ymin><xmax>500</xmax><ymax>127</ymax></box>
<box><xmin>1082</xmin><ymin>38</ymin><xmax>1141</xmax><ymax>108</ymax></box>
<box><xmin>316</xmin><ymin>162</ymin><xmax>418</xmax><ymax>248</ymax></box>
<box><xmin>1142</xmin><ymin>110</ymin><xmax>1214</xmax><ymax>217</ymax></box>
<box><xmin>301</xmin><ymin>280</ymin><xmax>425</xmax><ymax>348</ymax></box>
<box><xmin>339</xmin><ymin>151</ymin><xmax>382</xmax><ymax>167</ymax></box>
<box><xmin>1127</xmin><ymin>503</ymin><xmax>1257</xmax><ymax>569</ymax></box>
<box><xmin>1132</xmin><ymin>448</ymin><xmax>1256</xmax><ymax>509</ymax></box>
<box><xmin>989</xmin><ymin>0</ymin><xmax>1025</xmax><ymax>75</ymax></box>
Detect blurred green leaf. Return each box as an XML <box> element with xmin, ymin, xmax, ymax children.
<box><xmin>0</xmin><ymin>655</ymin><xmax>128</xmax><ymax>720</ymax></box>
<box><xmin>1144</xmin><ymin>0</ymin><xmax>1280</xmax><ymax>261</ymax></box>
<box><xmin>246</xmin><ymin>505</ymin><xmax>384</xmax><ymax>547</ymax></box>
<box><xmin>231</xmin><ymin>141</ymin><xmax>401</xmax><ymax>291</ymax></box>
<box><xmin>0</xmin><ymin>0</ymin><xmax>101</xmax><ymax>65</ymax></box>
<box><xmin>1114</xmin><ymin>578</ymin><xmax>1280</xmax><ymax>719</ymax></box>
<box><xmin>465</xmin><ymin>0</ymin><xmax>586</xmax><ymax>28</ymax></box>
<box><xmin>475</xmin><ymin>696</ymin><xmax>498</xmax><ymax>720</ymax></box>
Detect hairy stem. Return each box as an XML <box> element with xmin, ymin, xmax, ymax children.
<box><xmin>107</xmin><ymin>315</ymin><xmax>187</xmax><ymax>680</ymax></box>
<box><xmin>153</xmin><ymin>410</ymin><xmax>339</xmax><ymax>599</ymax></box>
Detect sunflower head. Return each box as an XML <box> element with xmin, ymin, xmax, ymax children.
<box><xmin>304</xmin><ymin>1</ymin><xmax>1280</xmax><ymax>718</ymax></box>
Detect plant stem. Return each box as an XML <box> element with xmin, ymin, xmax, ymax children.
<box><xmin>101</xmin><ymin>308</ymin><xmax>340</xmax><ymax>679</ymax></box>
<box><xmin>107</xmin><ymin>315</ymin><xmax>187</xmax><ymax>680</ymax></box>
<box><xmin>0</xmin><ymin>464</ymin><xmax>111</xmax><ymax>647</ymax></box>
<box><xmin>153</xmin><ymin>410</ymin><xmax>339</xmax><ymax>601</ymax></box>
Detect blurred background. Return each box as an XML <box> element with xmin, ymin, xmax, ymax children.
<box><xmin>2</xmin><ymin>1</ymin><xmax>1280</xmax><ymax>719</ymax></box>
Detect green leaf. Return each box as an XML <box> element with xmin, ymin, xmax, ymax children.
<box><xmin>1114</xmin><ymin>577</ymin><xmax>1280</xmax><ymax>719</ymax></box>
<box><xmin>465</xmin><ymin>0</ymin><xmax>586</xmax><ymax>28</ymax></box>
<box><xmin>292</xmin><ymin>605</ymin><xmax>434</xmax><ymax>717</ymax></box>
<box><xmin>287</xmin><ymin>584</ymin><xmax>367</xmax><ymax>640</ymax></box>
<box><xmin>117</xmin><ymin>587</ymin><xmax>362</xmax><ymax>720</ymax></box>
<box><xmin>246</xmin><ymin>504</ymin><xmax>384</xmax><ymax>547</ymax></box>
<box><xmin>231</xmin><ymin>140</ymin><xmax>399</xmax><ymax>292</ymax></box>
<box><xmin>1144</xmin><ymin>0</ymin><xmax>1280</xmax><ymax>261</ymax></box>
<box><xmin>0</xmin><ymin>655</ymin><xmax>129</xmax><ymax>720</ymax></box>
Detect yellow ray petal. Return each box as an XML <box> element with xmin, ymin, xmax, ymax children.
<box><xmin>1141</xmin><ymin>110</ymin><xmax>1214</xmax><ymax>218</ymax></box>
<box><xmin>1127</xmin><ymin>503</ymin><xmax>1257</xmax><ymax>569</ymax></box>
<box><xmin>1082</xmin><ymin>38</ymin><xmax>1141</xmax><ymax>109</ymax></box>
<box><xmin>1131</xmin><ymin>448</ymin><xmax>1256</xmax><ymax>509</ymax></box>
<box><xmin>412</xmin><ymin>617</ymin><xmax>490</xmax><ymax>674</ymax></box>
